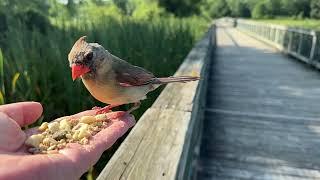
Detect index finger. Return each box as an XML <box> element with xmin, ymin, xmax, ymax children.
<box><xmin>0</xmin><ymin>102</ymin><xmax>43</xmax><ymax>127</ymax></box>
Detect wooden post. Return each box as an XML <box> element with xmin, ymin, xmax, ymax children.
<box><xmin>288</xmin><ymin>31</ymin><xmax>293</xmax><ymax>52</ymax></box>
<box><xmin>310</xmin><ymin>31</ymin><xmax>317</xmax><ymax>61</ymax></box>
<box><xmin>282</xmin><ymin>30</ymin><xmax>286</xmax><ymax>48</ymax></box>
<box><xmin>275</xmin><ymin>29</ymin><xmax>279</xmax><ymax>44</ymax></box>
<box><xmin>297</xmin><ymin>33</ymin><xmax>303</xmax><ymax>55</ymax></box>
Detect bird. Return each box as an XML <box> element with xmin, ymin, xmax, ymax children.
<box><xmin>68</xmin><ymin>36</ymin><xmax>200</xmax><ymax>116</ymax></box>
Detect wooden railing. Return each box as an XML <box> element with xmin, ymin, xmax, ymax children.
<box><xmin>97</xmin><ymin>24</ymin><xmax>216</xmax><ymax>180</ymax></box>
<box><xmin>235</xmin><ymin>19</ymin><xmax>320</xmax><ymax>68</ymax></box>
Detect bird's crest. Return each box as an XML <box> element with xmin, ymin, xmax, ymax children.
<box><xmin>68</xmin><ymin>36</ymin><xmax>88</xmax><ymax>62</ymax></box>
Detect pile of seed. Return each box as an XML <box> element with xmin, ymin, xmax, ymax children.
<box><xmin>25</xmin><ymin>114</ymin><xmax>110</xmax><ymax>154</ymax></box>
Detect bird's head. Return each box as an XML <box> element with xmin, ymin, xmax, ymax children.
<box><xmin>68</xmin><ymin>36</ymin><xmax>108</xmax><ymax>81</ymax></box>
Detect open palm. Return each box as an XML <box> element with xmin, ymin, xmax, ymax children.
<box><xmin>0</xmin><ymin>102</ymin><xmax>135</xmax><ymax>180</ymax></box>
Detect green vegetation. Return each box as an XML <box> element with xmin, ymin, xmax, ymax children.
<box><xmin>158</xmin><ymin>0</ymin><xmax>202</xmax><ymax>17</ymax></box>
<box><xmin>206</xmin><ymin>0</ymin><xmax>231</xmax><ymax>18</ymax></box>
<box><xmin>200</xmin><ymin>0</ymin><xmax>320</xmax><ymax>20</ymax></box>
<box><xmin>311</xmin><ymin>0</ymin><xmax>320</xmax><ymax>19</ymax></box>
<box><xmin>252</xmin><ymin>1</ymin><xmax>269</xmax><ymax>19</ymax></box>
<box><xmin>198</xmin><ymin>0</ymin><xmax>319</xmax><ymax>31</ymax></box>
<box><xmin>1</xmin><ymin>17</ymin><xmax>205</xmax><ymax>117</ymax></box>
<box><xmin>205</xmin><ymin>0</ymin><xmax>318</xmax><ymax>30</ymax></box>
<box><xmin>0</xmin><ymin>1</ymin><xmax>208</xmax><ymax>119</ymax></box>
<box><xmin>0</xmin><ymin>1</ymin><xmax>209</xmax><ymax>179</ymax></box>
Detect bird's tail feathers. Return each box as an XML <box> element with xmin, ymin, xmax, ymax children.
<box><xmin>153</xmin><ymin>76</ymin><xmax>200</xmax><ymax>84</ymax></box>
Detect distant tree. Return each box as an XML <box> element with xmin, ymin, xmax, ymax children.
<box><xmin>0</xmin><ymin>0</ymin><xmax>52</xmax><ymax>33</ymax></box>
<box><xmin>48</xmin><ymin>0</ymin><xmax>70</xmax><ymax>19</ymax></box>
<box><xmin>113</xmin><ymin>0</ymin><xmax>128</xmax><ymax>14</ymax></box>
<box><xmin>158</xmin><ymin>0</ymin><xmax>201</xmax><ymax>17</ymax></box>
<box><xmin>245</xmin><ymin>0</ymin><xmax>260</xmax><ymax>10</ymax></box>
<box><xmin>90</xmin><ymin>0</ymin><xmax>105</xmax><ymax>5</ymax></box>
<box><xmin>228</xmin><ymin>0</ymin><xmax>251</xmax><ymax>17</ymax></box>
<box><xmin>132</xmin><ymin>0</ymin><xmax>165</xmax><ymax>20</ymax></box>
<box><xmin>14</xmin><ymin>9</ymin><xmax>52</xmax><ymax>34</ymax></box>
<box><xmin>265</xmin><ymin>0</ymin><xmax>281</xmax><ymax>16</ymax></box>
<box><xmin>311</xmin><ymin>0</ymin><xmax>320</xmax><ymax>19</ymax></box>
<box><xmin>208</xmin><ymin>0</ymin><xmax>231</xmax><ymax>18</ymax></box>
<box><xmin>0</xmin><ymin>12</ymin><xmax>7</xmax><ymax>33</ymax></box>
<box><xmin>238</xmin><ymin>3</ymin><xmax>251</xmax><ymax>17</ymax></box>
<box><xmin>0</xmin><ymin>0</ymin><xmax>50</xmax><ymax>15</ymax></box>
<box><xmin>66</xmin><ymin>0</ymin><xmax>77</xmax><ymax>16</ymax></box>
<box><xmin>252</xmin><ymin>1</ymin><xmax>268</xmax><ymax>19</ymax></box>
<box><xmin>281</xmin><ymin>0</ymin><xmax>311</xmax><ymax>17</ymax></box>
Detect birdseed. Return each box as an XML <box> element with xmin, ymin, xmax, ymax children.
<box><xmin>26</xmin><ymin>114</ymin><xmax>110</xmax><ymax>154</ymax></box>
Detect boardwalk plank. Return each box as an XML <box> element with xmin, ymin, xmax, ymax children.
<box><xmin>196</xmin><ymin>26</ymin><xmax>320</xmax><ymax>179</ymax></box>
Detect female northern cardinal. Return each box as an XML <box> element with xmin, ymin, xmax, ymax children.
<box><xmin>68</xmin><ymin>36</ymin><xmax>199</xmax><ymax>115</ymax></box>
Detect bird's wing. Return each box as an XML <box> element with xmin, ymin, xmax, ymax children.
<box><xmin>112</xmin><ymin>55</ymin><xmax>156</xmax><ymax>87</ymax></box>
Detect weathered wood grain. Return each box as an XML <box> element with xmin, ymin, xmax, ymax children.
<box><xmin>197</xmin><ymin>25</ymin><xmax>320</xmax><ymax>179</ymax></box>
<box><xmin>97</xmin><ymin>108</ymin><xmax>191</xmax><ymax>180</ymax></box>
<box><xmin>97</xmin><ymin>25</ymin><xmax>215</xmax><ymax>180</ymax></box>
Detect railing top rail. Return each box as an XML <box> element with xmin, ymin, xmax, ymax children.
<box><xmin>237</xmin><ymin>19</ymin><xmax>317</xmax><ymax>35</ymax></box>
<box><xmin>235</xmin><ymin>17</ymin><xmax>319</xmax><ymax>67</ymax></box>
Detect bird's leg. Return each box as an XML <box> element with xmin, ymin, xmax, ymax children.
<box><xmin>93</xmin><ymin>104</ymin><xmax>119</xmax><ymax>115</ymax></box>
<box><xmin>127</xmin><ymin>102</ymin><xmax>141</xmax><ymax>114</ymax></box>
<box><xmin>109</xmin><ymin>102</ymin><xmax>141</xmax><ymax>119</ymax></box>
<box><xmin>93</xmin><ymin>102</ymin><xmax>140</xmax><ymax>117</ymax></box>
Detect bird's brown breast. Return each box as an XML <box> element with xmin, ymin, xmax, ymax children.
<box><xmin>81</xmin><ymin>76</ymin><xmax>156</xmax><ymax>105</ymax></box>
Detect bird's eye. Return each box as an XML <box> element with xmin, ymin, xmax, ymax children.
<box><xmin>84</xmin><ymin>52</ymin><xmax>93</xmax><ymax>62</ymax></box>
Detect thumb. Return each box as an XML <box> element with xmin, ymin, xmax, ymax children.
<box><xmin>0</xmin><ymin>112</ymin><xmax>26</xmax><ymax>151</ymax></box>
<box><xmin>0</xmin><ymin>102</ymin><xmax>43</xmax><ymax>127</ymax></box>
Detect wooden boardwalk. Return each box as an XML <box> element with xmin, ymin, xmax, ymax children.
<box><xmin>197</xmin><ymin>26</ymin><xmax>320</xmax><ymax>179</ymax></box>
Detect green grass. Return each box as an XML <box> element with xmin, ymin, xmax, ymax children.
<box><xmin>255</xmin><ymin>18</ymin><xmax>320</xmax><ymax>30</ymax></box>
<box><xmin>0</xmin><ymin>16</ymin><xmax>206</xmax><ymax>118</ymax></box>
<box><xmin>0</xmin><ymin>15</ymin><xmax>208</xmax><ymax>179</ymax></box>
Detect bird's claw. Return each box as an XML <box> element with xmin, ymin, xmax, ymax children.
<box><xmin>92</xmin><ymin>106</ymin><xmax>102</xmax><ymax>110</ymax></box>
<box><xmin>93</xmin><ymin>106</ymin><xmax>112</xmax><ymax>115</ymax></box>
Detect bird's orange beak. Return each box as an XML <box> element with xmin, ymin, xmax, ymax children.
<box><xmin>71</xmin><ymin>64</ymin><xmax>90</xmax><ymax>81</ymax></box>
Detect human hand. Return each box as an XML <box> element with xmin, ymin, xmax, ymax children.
<box><xmin>0</xmin><ymin>102</ymin><xmax>135</xmax><ymax>180</ymax></box>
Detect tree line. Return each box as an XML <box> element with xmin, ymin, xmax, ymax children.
<box><xmin>0</xmin><ymin>0</ymin><xmax>319</xmax><ymax>28</ymax></box>
<box><xmin>199</xmin><ymin>0</ymin><xmax>320</xmax><ymax>19</ymax></box>
<box><xmin>139</xmin><ymin>0</ymin><xmax>320</xmax><ymax>19</ymax></box>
